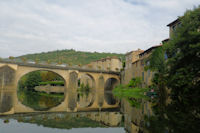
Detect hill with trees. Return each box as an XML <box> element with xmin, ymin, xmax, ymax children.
<box><xmin>14</xmin><ymin>49</ymin><xmax>125</xmax><ymax>65</ymax></box>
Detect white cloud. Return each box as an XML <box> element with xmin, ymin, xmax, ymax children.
<box><xmin>0</xmin><ymin>0</ymin><xmax>199</xmax><ymax>57</ymax></box>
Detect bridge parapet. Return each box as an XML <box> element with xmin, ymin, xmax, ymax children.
<box><xmin>0</xmin><ymin>60</ymin><xmax>120</xmax><ymax>75</ymax></box>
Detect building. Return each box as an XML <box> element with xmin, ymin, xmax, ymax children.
<box><xmin>123</xmin><ymin>49</ymin><xmax>144</xmax><ymax>84</ymax></box>
<box><xmin>121</xmin><ymin>18</ymin><xmax>180</xmax><ymax>133</ymax></box>
<box><xmin>85</xmin><ymin>56</ymin><xmax>122</xmax><ymax>72</ymax></box>
<box><xmin>167</xmin><ymin>18</ymin><xmax>181</xmax><ymax>38</ymax></box>
<box><xmin>132</xmin><ymin>45</ymin><xmax>161</xmax><ymax>86</ymax></box>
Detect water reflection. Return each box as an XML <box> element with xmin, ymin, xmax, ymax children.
<box><xmin>0</xmin><ymin>91</ymin><xmax>13</xmax><ymax>113</ymax></box>
<box><xmin>104</xmin><ymin>91</ymin><xmax>117</xmax><ymax>105</ymax></box>
<box><xmin>77</xmin><ymin>91</ymin><xmax>95</xmax><ymax>108</ymax></box>
<box><xmin>0</xmin><ymin>112</ymin><xmax>124</xmax><ymax>133</ymax></box>
<box><xmin>0</xmin><ymin>76</ymin><xmax>125</xmax><ymax>133</ymax></box>
<box><xmin>67</xmin><ymin>90</ymin><xmax>77</xmax><ymax>111</ymax></box>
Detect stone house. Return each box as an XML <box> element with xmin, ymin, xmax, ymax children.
<box><xmin>122</xmin><ymin>18</ymin><xmax>180</xmax><ymax>133</ymax></box>
<box><xmin>123</xmin><ymin>49</ymin><xmax>144</xmax><ymax>84</ymax></box>
<box><xmin>85</xmin><ymin>56</ymin><xmax>122</xmax><ymax>72</ymax></box>
<box><xmin>167</xmin><ymin>18</ymin><xmax>181</xmax><ymax>38</ymax></box>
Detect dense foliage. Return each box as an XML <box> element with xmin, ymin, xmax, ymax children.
<box><xmin>146</xmin><ymin>6</ymin><xmax>200</xmax><ymax>133</ymax></box>
<box><xmin>15</xmin><ymin>49</ymin><xmax>125</xmax><ymax>65</ymax></box>
<box><xmin>22</xmin><ymin>71</ymin><xmax>42</xmax><ymax>89</ymax></box>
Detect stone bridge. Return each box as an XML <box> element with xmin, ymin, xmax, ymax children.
<box><xmin>0</xmin><ymin>61</ymin><xmax>120</xmax><ymax>115</ymax></box>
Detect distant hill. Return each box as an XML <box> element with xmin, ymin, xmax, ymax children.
<box><xmin>15</xmin><ymin>49</ymin><xmax>125</xmax><ymax>65</ymax></box>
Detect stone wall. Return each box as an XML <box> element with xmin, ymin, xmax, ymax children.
<box><xmin>34</xmin><ymin>85</ymin><xmax>65</xmax><ymax>94</ymax></box>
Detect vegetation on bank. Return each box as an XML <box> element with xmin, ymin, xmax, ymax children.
<box><xmin>144</xmin><ymin>6</ymin><xmax>200</xmax><ymax>133</ymax></box>
<box><xmin>14</xmin><ymin>49</ymin><xmax>125</xmax><ymax>65</ymax></box>
<box><xmin>113</xmin><ymin>77</ymin><xmax>150</xmax><ymax>108</ymax></box>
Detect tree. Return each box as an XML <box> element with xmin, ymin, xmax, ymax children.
<box><xmin>9</xmin><ymin>56</ymin><xmax>15</xmax><ymax>62</ymax></box>
<box><xmin>34</xmin><ymin>58</ymin><xmax>40</xmax><ymax>64</ymax></box>
<box><xmin>165</xmin><ymin>6</ymin><xmax>200</xmax><ymax>133</ymax></box>
<box><xmin>147</xmin><ymin>6</ymin><xmax>200</xmax><ymax>133</ymax></box>
<box><xmin>145</xmin><ymin>46</ymin><xmax>168</xmax><ymax>110</ymax></box>
<box><xmin>46</xmin><ymin>60</ymin><xmax>51</xmax><ymax>64</ymax></box>
<box><xmin>24</xmin><ymin>71</ymin><xmax>42</xmax><ymax>89</ymax></box>
<box><xmin>21</xmin><ymin>57</ymin><xmax>27</xmax><ymax>63</ymax></box>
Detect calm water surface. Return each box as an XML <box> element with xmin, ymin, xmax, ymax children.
<box><xmin>0</xmin><ymin>119</ymin><xmax>125</xmax><ymax>133</ymax></box>
<box><xmin>0</xmin><ymin>68</ymin><xmax>127</xmax><ymax>133</ymax></box>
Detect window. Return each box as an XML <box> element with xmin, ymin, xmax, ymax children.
<box><xmin>172</xmin><ymin>25</ymin><xmax>176</xmax><ymax>31</ymax></box>
<box><xmin>148</xmin><ymin>70</ymin><xmax>150</xmax><ymax>77</ymax></box>
<box><xmin>146</xmin><ymin>61</ymin><xmax>150</xmax><ymax>66</ymax></box>
<box><xmin>141</xmin><ymin>60</ymin><xmax>144</xmax><ymax>66</ymax></box>
<box><xmin>142</xmin><ymin>72</ymin><xmax>144</xmax><ymax>81</ymax></box>
<box><xmin>164</xmin><ymin>52</ymin><xmax>168</xmax><ymax>60</ymax></box>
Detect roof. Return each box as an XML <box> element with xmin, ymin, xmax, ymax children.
<box><xmin>139</xmin><ymin>44</ymin><xmax>162</xmax><ymax>56</ymax></box>
<box><xmin>125</xmin><ymin>51</ymin><xmax>134</xmax><ymax>56</ymax></box>
<box><xmin>167</xmin><ymin>18</ymin><xmax>180</xmax><ymax>27</ymax></box>
<box><xmin>131</xmin><ymin>59</ymin><xmax>140</xmax><ymax>64</ymax></box>
<box><xmin>162</xmin><ymin>38</ymin><xmax>169</xmax><ymax>44</ymax></box>
<box><xmin>125</xmin><ymin>49</ymin><xmax>143</xmax><ymax>56</ymax></box>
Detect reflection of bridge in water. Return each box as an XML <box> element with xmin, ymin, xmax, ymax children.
<box><xmin>0</xmin><ymin>61</ymin><xmax>120</xmax><ymax>115</ymax></box>
<box><xmin>0</xmin><ymin>111</ymin><xmax>123</xmax><ymax>128</ymax></box>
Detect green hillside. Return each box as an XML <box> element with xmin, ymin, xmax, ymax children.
<box><xmin>15</xmin><ymin>49</ymin><xmax>125</xmax><ymax>65</ymax></box>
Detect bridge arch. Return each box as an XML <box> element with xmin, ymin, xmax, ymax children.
<box><xmin>104</xmin><ymin>77</ymin><xmax>119</xmax><ymax>105</ymax></box>
<box><xmin>78</xmin><ymin>73</ymin><xmax>96</xmax><ymax>89</ymax></box>
<box><xmin>104</xmin><ymin>77</ymin><xmax>119</xmax><ymax>91</ymax></box>
<box><xmin>16</xmin><ymin>69</ymin><xmax>67</xmax><ymax>111</ymax></box>
<box><xmin>16</xmin><ymin>67</ymin><xmax>68</xmax><ymax>88</ymax></box>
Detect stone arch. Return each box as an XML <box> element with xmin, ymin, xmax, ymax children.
<box><xmin>0</xmin><ymin>65</ymin><xmax>16</xmax><ymax>87</ymax></box>
<box><xmin>104</xmin><ymin>77</ymin><xmax>119</xmax><ymax>91</ymax></box>
<box><xmin>16</xmin><ymin>69</ymin><xmax>66</xmax><ymax>111</ymax></box>
<box><xmin>16</xmin><ymin>68</ymin><xmax>67</xmax><ymax>87</ymax></box>
<box><xmin>104</xmin><ymin>77</ymin><xmax>119</xmax><ymax>105</ymax></box>
<box><xmin>79</xmin><ymin>73</ymin><xmax>96</xmax><ymax>89</ymax></box>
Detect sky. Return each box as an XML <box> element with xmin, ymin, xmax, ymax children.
<box><xmin>0</xmin><ymin>0</ymin><xmax>199</xmax><ymax>58</ymax></box>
